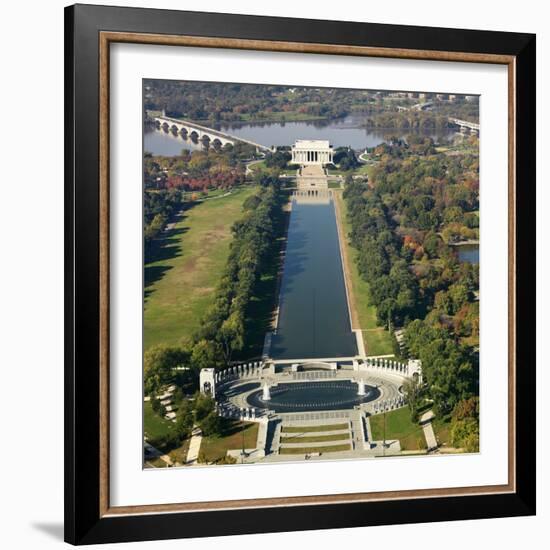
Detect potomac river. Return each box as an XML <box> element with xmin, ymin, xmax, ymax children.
<box><xmin>144</xmin><ymin>116</ymin><xmax>454</xmax><ymax>156</ymax></box>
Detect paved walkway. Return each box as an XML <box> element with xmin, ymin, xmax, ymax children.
<box><xmin>297</xmin><ymin>164</ymin><xmax>328</xmax><ymax>189</ymax></box>
<box><xmin>185</xmin><ymin>429</ymin><xmax>203</xmax><ymax>465</ymax></box>
<box><xmin>245</xmin><ymin>159</ymin><xmax>264</xmax><ymax>175</ymax></box>
<box><xmin>420</xmin><ymin>410</ymin><xmax>438</xmax><ymax>451</ymax></box>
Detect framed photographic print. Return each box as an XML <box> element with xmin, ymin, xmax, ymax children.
<box><xmin>65</xmin><ymin>3</ymin><xmax>536</xmax><ymax>545</ymax></box>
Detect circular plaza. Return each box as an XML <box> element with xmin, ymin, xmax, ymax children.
<box><xmin>205</xmin><ymin>359</ymin><xmax>418</xmax><ymax>420</ymax></box>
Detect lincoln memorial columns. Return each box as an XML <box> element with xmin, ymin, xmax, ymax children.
<box><xmin>291</xmin><ymin>140</ymin><xmax>334</xmax><ymax>166</ymax></box>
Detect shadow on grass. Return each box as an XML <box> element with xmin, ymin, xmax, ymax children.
<box><xmin>218</xmin><ymin>418</ymin><xmax>251</xmax><ymax>438</ymax></box>
<box><xmin>144</xmin><ymin>202</ymin><xmax>198</xmax><ymax>302</ymax></box>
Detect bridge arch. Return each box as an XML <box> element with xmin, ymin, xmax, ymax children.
<box><xmin>151</xmin><ymin>114</ymin><xmax>271</xmax><ymax>153</ymax></box>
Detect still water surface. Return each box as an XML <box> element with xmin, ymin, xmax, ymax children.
<box><xmin>456</xmin><ymin>244</ymin><xmax>479</xmax><ymax>264</ymax></box>
<box><xmin>221</xmin><ymin>117</ymin><xmax>451</xmax><ymax>149</ymax></box>
<box><xmin>246</xmin><ymin>381</ymin><xmax>380</xmax><ymax>413</ymax></box>
<box><xmin>144</xmin><ymin>116</ymin><xmax>454</xmax><ymax>156</ymax></box>
<box><xmin>270</xmin><ymin>196</ymin><xmax>358</xmax><ymax>360</ymax></box>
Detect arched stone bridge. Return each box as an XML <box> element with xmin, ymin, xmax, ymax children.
<box><xmin>151</xmin><ymin>113</ymin><xmax>273</xmax><ymax>153</ymax></box>
<box><xmin>448</xmin><ymin>117</ymin><xmax>480</xmax><ymax>135</ymax></box>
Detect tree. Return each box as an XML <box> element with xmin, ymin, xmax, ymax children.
<box><xmin>448</xmin><ymin>283</ymin><xmax>470</xmax><ymax>314</ymax></box>
<box><xmin>190</xmin><ymin>340</ymin><xmax>224</xmax><ymax>372</ymax></box>
<box><xmin>423</xmin><ymin>231</ymin><xmax>441</xmax><ymax>259</ymax></box>
<box><xmin>264</xmin><ymin>150</ymin><xmax>291</xmax><ymax>169</ymax></box>
<box><xmin>193</xmin><ymin>185</ymin><xmax>282</xmax><ymax>365</ymax></box>
<box><xmin>452</xmin><ymin>397</ymin><xmax>479</xmax><ymax>422</ymax></box>
<box><xmin>450</xmin><ymin>418</ymin><xmax>479</xmax><ymax>451</ymax></box>
<box><xmin>404</xmin><ymin>320</ymin><xmax>477</xmax><ymax>413</ymax></box>
<box><xmin>403</xmin><ymin>379</ymin><xmax>423</xmax><ymax>422</ymax></box>
<box><xmin>443</xmin><ymin>206</ymin><xmax>464</xmax><ymax>224</ymax></box>
<box><xmin>219</xmin><ymin>311</ymin><xmax>245</xmax><ymax>364</ymax></box>
<box><xmin>144</xmin><ymin>213</ymin><xmax>167</xmax><ymax>243</ymax></box>
<box><xmin>175</xmin><ymin>401</ymin><xmax>194</xmax><ymax>440</ymax></box>
<box><xmin>199</xmin><ymin>411</ymin><xmax>223</xmax><ymax>437</ymax></box>
<box><xmin>434</xmin><ymin>290</ymin><xmax>453</xmax><ymax>314</ymax></box>
<box><xmin>144</xmin><ymin>344</ymin><xmax>189</xmax><ymax>397</ymax></box>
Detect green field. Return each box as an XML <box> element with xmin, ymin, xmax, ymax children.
<box><xmin>282</xmin><ymin>423</ymin><xmax>348</xmax><ymax>433</ymax></box>
<box><xmin>248</xmin><ymin>160</ymin><xmax>266</xmax><ymax>173</ymax></box>
<box><xmin>369</xmin><ymin>407</ymin><xmax>425</xmax><ymax>451</ymax></box>
<box><xmin>334</xmin><ymin>191</ymin><xmax>394</xmax><ymax>356</ymax></box>
<box><xmin>143</xmin><ymin>400</ymin><xmax>175</xmax><ymax>441</ymax></box>
<box><xmin>362</xmin><ymin>329</ymin><xmax>394</xmax><ymax>356</ymax></box>
<box><xmin>144</xmin><ymin>186</ymin><xmax>257</xmax><ymax>350</ymax></box>
<box><xmin>280</xmin><ymin>433</ymin><xmax>349</xmax><ymax>444</ymax></box>
<box><xmin>279</xmin><ymin>444</ymin><xmax>351</xmax><ymax>455</ymax></box>
<box><xmin>167</xmin><ymin>438</ymin><xmax>191</xmax><ymax>465</ymax></box>
<box><xmin>249</xmin><ymin>161</ymin><xmax>297</xmax><ymax>178</ymax></box>
<box><xmin>327</xmin><ymin>164</ymin><xmax>370</xmax><ymax>177</ymax></box>
<box><xmin>200</xmin><ymin>420</ymin><xmax>259</xmax><ymax>463</ymax></box>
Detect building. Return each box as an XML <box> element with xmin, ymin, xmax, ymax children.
<box><xmin>291</xmin><ymin>140</ymin><xmax>334</xmax><ymax>165</ymax></box>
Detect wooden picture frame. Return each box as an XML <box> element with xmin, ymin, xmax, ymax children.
<box><xmin>65</xmin><ymin>3</ymin><xmax>536</xmax><ymax>545</ymax></box>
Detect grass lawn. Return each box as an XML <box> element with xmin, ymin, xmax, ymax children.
<box><xmin>362</xmin><ymin>329</ymin><xmax>394</xmax><ymax>356</ymax></box>
<box><xmin>282</xmin><ymin>423</ymin><xmax>348</xmax><ymax>433</ymax></box>
<box><xmin>168</xmin><ymin>438</ymin><xmax>191</xmax><ymax>465</ymax></box>
<box><xmin>145</xmin><ymin>457</ymin><xmax>169</xmax><ymax>468</ymax></box>
<box><xmin>326</xmin><ymin>168</ymin><xmax>350</xmax><ymax>176</ymax></box>
<box><xmin>249</xmin><ymin>160</ymin><xmax>266</xmax><ymax>173</ymax></box>
<box><xmin>250</xmin><ymin>162</ymin><xmax>296</xmax><ymax>178</ymax></box>
<box><xmin>200</xmin><ymin>420</ymin><xmax>259</xmax><ymax>463</ymax></box>
<box><xmin>143</xmin><ymin>400</ymin><xmax>175</xmax><ymax>441</ymax></box>
<box><xmin>354</xmin><ymin>164</ymin><xmax>371</xmax><ymax>176</ymax></box>
<box><xmin>328</xmin><ymin>180</ymin><xmax>342</xmax><ymax>189</ymax></box>
<box><xmin>279</xmin><ymin>444</ymin><xmax>351</xmax><ymax>455</ymax></box>
<box><xmin>327</xmin><ymin>164</ymin><xmax>370</xmax><ymax>177</ymax></box>
<box><xmin>369</xmin><ymin>407</ymin><xmax>425</xmax><ymax>451</ymax></box>
<box><xmin>202</xmin><ymin>187</ymin><xmax>228</xmax><ymax>198</ymax></box>
<box><xmin>144</xmin><ymin>186</ymin><xmax>257</xmax><ymax>350</ymax></box>
<box><xmin>333</xmin><ymin>191</ymin><xmax>394</xmax><ymax>356</ymax></box>
<box><xmin>280</xmin><ymin>434</ymin><xmax>349</xmax><ymax>444</ymax></box>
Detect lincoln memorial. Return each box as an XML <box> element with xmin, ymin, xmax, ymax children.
<box><xmin>291</xmin><ymin>140</ymin><xmax>334</xmax><ymax>165</ymax></box>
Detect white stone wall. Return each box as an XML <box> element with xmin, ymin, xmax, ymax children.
<box><xmin>291</xmin><ymin>145</ymin><xmax>333</xmax><ymax>165</ymax></box>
